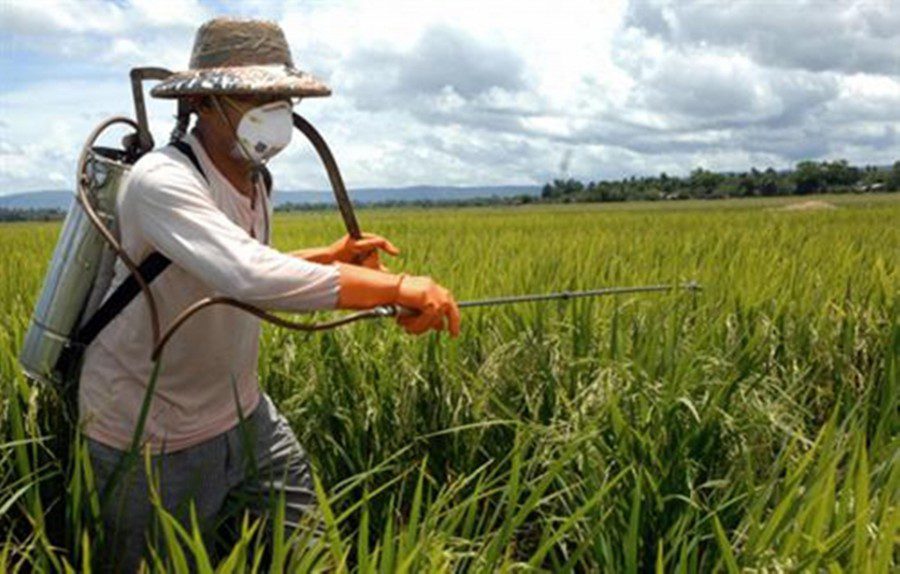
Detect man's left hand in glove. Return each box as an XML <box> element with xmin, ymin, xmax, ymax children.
<box><xmin>291</xmin><ymin>232</ymin><xmax>400</xmax><ymax>272</ymax></box>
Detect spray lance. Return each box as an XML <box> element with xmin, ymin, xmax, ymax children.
<box><xmin>19</xmin><ymin>68</ymin><xmax>702</xmax><ymax>385</ymax></box>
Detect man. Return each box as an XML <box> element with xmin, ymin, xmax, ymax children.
<box><xmin>79</xmin><ymin>17</ymin><xmax>460</xmax><ymax>572</ymax></box>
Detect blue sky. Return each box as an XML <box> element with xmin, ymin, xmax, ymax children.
<box><xmin>1</xmin><ymin>0</ymin><xmax>899</xmax><ymax>194</ymax></box>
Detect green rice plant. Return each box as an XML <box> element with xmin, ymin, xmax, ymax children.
<box><xmin>0</xmin><ymin>194</ymin><xmax>897</xmax><ymax>571</ymax></box>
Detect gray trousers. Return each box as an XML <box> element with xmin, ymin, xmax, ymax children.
<box><xmin>87</xmin><ymin>393</ymin><xmax>317</xmax><ymax>573</ymax></box>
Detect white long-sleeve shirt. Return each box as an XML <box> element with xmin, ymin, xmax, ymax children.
<box><xmin>78</xmin><ymin>132</ymin><xmax>339</xmax><ymax>453</ymax></box>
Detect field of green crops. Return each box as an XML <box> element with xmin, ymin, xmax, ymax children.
<box><xmin>1</xmin><ymin>194</ymin><xmax>897</xmax><ymax>572</ymax></box>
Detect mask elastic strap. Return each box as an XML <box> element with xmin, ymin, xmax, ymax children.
<box><xmin>212</xmin><ymin>96</ymin><xmax>269</xmax><ymax>241</ymax></box>
<box><xmin>212</xmin><ymin>95</ymin><xmax>261</xmax><ymax>170</ymax></box>
<box><xmin>254</xmin><ymin>172</ymin><xmax>270</xmax><ymax>244</ymax></box>
<box><xmin>213</xmin><ymin>95</ymin><xmax>263</xmax><ymax>195</ymax></box>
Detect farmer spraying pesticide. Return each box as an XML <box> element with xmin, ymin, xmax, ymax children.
<box><xmin>19</xmin><ymin>15</ymin><xmax>698</xmax><ymax>572</ymax></box>
<box><xmin>20</xmin><ymin>17</ymin><xmax>459</xmax><ymax>572</ymax></box>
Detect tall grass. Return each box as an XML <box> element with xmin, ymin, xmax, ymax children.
<box><xmin>1</xmin><ymin>194</ymin><xmax>897</xmax><ymax>571</ymax></box>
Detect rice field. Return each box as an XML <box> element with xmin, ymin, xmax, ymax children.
<box><xmin>1</xmin><ymin>193</ymin><xmax>897</xmax><ymax>572</ymax></box>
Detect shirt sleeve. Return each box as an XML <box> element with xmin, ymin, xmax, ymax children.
<box><xmin>123</xmin><ymin>160</ymin><xmax>339</xmax><ymax>312</ymax></box>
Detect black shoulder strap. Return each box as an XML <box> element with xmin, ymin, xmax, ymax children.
<box><xmin>173</xmin><ymin>138</ymin><xmax>272</xmax><ymax>196</ymax></box>
<box><xmin>171</xmin><ymin>140</ymin><xmax>205</xmax><ymax>182</ymax></box>
<box><xmin>72</xmin><ymin>252</ymin><xmax>171</xmax><ymax>347</ymax></box>
<box><xmin>69</xmin><ymin>141</ymin><xmax>209</xmax><ymax>350</ymax></box>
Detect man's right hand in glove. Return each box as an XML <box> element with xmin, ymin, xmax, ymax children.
<box><xmin>335</xmin><ymin>264</ymin><xmax>461</xmax><ymax>337</ymax></box>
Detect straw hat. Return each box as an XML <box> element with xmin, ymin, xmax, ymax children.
<box><xmin>151</xmin><ymin>18</ymin><xmax>331</xmax><ymax>99</ymax></box>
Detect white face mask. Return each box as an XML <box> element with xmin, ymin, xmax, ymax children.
<box><xmin>227</xmin><ymin>99</ymin><xmax>293</xmax><ymax>164</ymax></box>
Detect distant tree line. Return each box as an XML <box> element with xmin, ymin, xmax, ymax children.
<box><xmin>5</xmin><ymin>159</ymin><xmax>898</xmax><ymax>221</ymax></box>
<box><xmin>275</xmin><ymin>194</ymin><xmax>538</xmax><ymax>212</ymax></box>
<box><xmin>0</xmin><ymin>208</ymin><xmax>66</xmax><ymax>222</ymax></box>
<box><xmin>541</xmin><ymin>159</ymin><xmax>900</xmax><ymax>203</ymax></box>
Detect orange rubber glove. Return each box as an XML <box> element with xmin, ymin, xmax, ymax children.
<box><xmin>292</xmin><ymin>233</ymin><xmax>399</xmax><ymax>271</ymax></box>
<box><xmin>394</xmin><ymin>275</ymin><xmax>461</xmax><ymax>336</ymax></box>
<box><xmin>336</xmin><ymin>264</ymin><xmax>461</xmax><ymax>337</ymax></box>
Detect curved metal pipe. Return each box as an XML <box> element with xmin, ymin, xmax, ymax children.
<box><xmin>147</xmin><ymin>116</ymin><xmax>708</xmax><ymax>355</ymax></box>
<box><xmin>76</xmin><ymin>116</ymin><xmax>162</xmax><ymax>346</ymax></box>
<box><xmin>129</xmin><ymin>67</ymin><xmax>173</xmax><ymax>154</ymax></box>
<box><xmin>292</xmin><ymin>113</ymin><xmax>362</xmax><ymax>241</ymax></box>
<box><xmin>152</xmin><ymin>298</ymin><xmax>394</xmax><ymax>361</ymax></box>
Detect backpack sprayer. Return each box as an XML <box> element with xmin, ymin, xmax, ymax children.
<box><xmin>19</xmin><ymin>67</ymin><xmax>702</xmax><ymax>387</ymax></box>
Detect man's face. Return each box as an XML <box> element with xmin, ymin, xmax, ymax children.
<box><xmin>194</xmin><ymin>95</ymin><xmax>296</xmax><ymax>165</ymax></box>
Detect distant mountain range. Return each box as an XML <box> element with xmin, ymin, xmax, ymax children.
<box><xmin>0</xmin><ymin>185</ymin><xmax>540</xmax><ymax>211</ymax></box>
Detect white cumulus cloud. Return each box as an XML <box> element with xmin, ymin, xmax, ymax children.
<box><xmin>0</xmin><ymin>0</ymin><xmax>898</xmax><ymax>194</ymax></box>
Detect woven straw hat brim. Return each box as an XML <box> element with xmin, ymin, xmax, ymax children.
<box><xmin>150</xmin><ymin>64</ymin><xmax>331</xmax><ymax>99</ymax></box>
